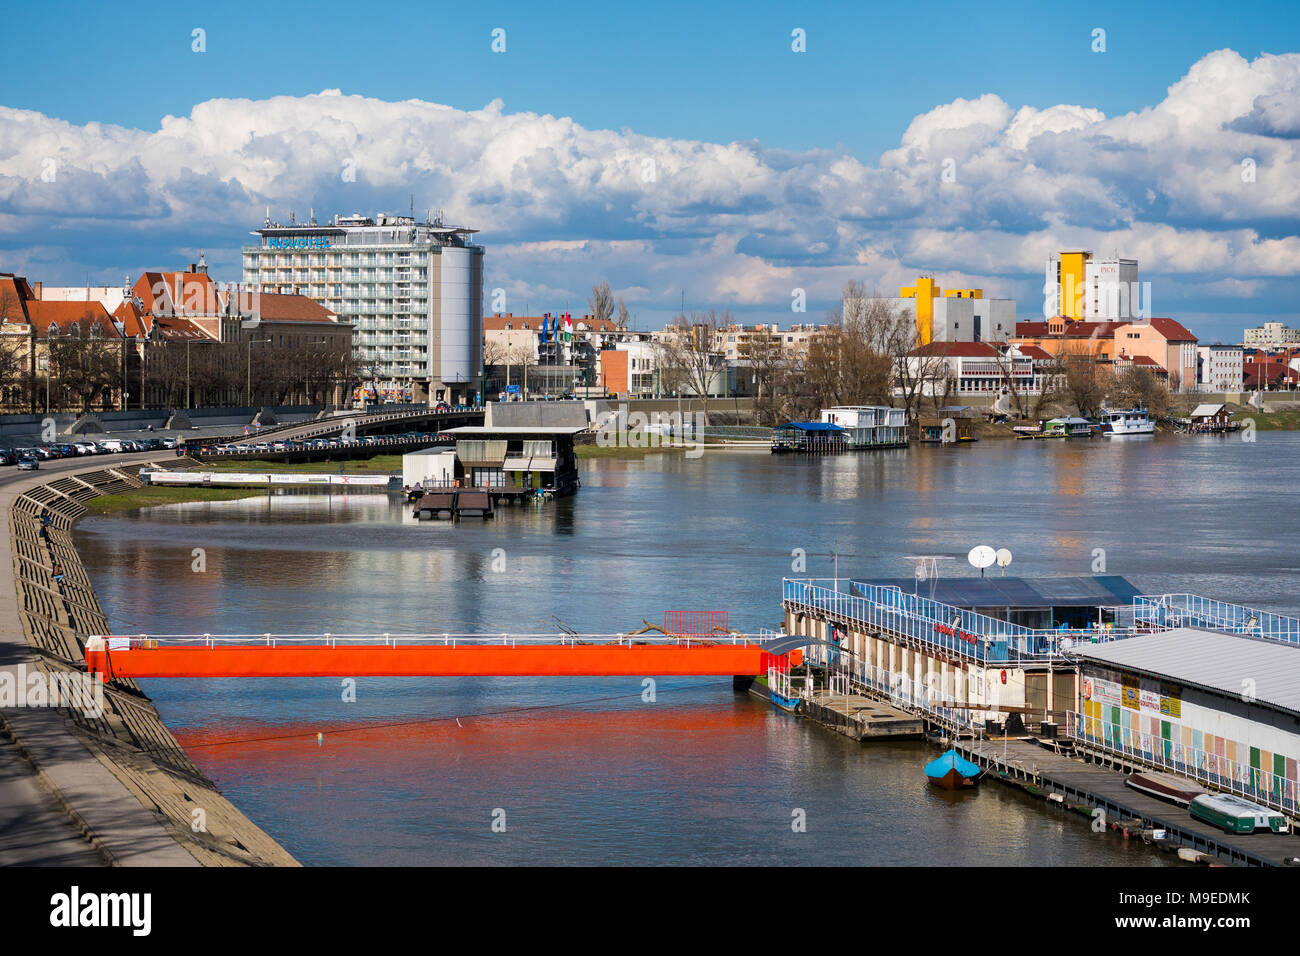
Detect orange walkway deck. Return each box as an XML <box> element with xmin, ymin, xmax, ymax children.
<box><xmin>85</xmin><ymin>642</ymin><xmax>799</xmax><ymax>679</ymax></box>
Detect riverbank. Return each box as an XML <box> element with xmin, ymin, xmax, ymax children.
<box><xmin>1</xmin><ymin>455</ymin><xmax>297</xmax><ymax>866</ymax></box>
<box><xmin>83</xmin><ymin>485</ymin><xmax>268</xmax><ymax>514</ymax></box>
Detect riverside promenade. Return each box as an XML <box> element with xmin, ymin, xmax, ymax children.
<box><xmin>0</xmin><ymin>451</ymin><xmax>296</xmax><ymax>866</ymax></box>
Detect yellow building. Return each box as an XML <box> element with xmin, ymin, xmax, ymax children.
<box><xmin>899</xmin><ymin>276</ymin><xmax>983</xmax><ymax>345</ymax></box>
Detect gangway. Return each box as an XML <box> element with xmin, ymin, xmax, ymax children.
<box><xmin>84</xmin><ymin>632</ymin><xmax>800</xmax><ymax>680</ymax></box>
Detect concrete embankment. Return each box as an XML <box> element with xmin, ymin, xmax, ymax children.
<box><xmin>0</xmin><ymin>453</ymin><xmax>297</xmax><ymax>866</ymax></box>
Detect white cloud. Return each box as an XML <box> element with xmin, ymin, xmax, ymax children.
<box><xmin>0</xmin><ymin>48</ymin><xmax>1297</xmax><ymax>329</ymax></box>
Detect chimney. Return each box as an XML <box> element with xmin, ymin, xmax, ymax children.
<box><xmin>32</xmin><ymin>281</ymin><xmax>42</xmax><ymax>300</ymax></box>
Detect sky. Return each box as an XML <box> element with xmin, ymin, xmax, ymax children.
<box><xmin>1</xmin><ymin>0</ymin><xmax>1299</xmax><ymax>342</ymax></box>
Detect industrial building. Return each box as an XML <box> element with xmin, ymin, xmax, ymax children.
<box><xmin>1046</xmin><ymin>251</ymin><xmax>1141</xmax><ymax>321</ymax></box>
<box><xmin>242</xmin><ymin>211</ymin><xmax>484</xmax><ymax>406</ymax></box>
<box><xmin>877</xmin><ymin>276</ymin><xmax>1015</xmax><ymax>345</ymax></box>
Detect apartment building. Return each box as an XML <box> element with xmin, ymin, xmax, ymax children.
<box><xmin>242</xmin><ymin>211</ymin><xmax>484</xmax><ymax>405</ymax></box>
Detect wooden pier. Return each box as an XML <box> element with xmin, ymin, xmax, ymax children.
<box><xmin>955</xmin><ymin>737</ymin><xmax>1300</xmax><ymax>867</ymax></box>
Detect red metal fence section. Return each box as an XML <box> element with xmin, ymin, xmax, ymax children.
<box><xmin>664</xmin><ymin>611</ymin><xmax>729</xmax><ymax>638</ymax></box>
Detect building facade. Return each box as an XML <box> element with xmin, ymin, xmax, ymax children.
<box><xmin>891</xmin><ymin>276</ymin><xmax>1015</xmax><ymax>345</ymax></box>
<box><xmin>1046</xmin><ymin>251</ymin><xmax>1142</xmax><ymax>321</ymax></box>
<box><xmin>242</xmin><ymin>212</ymin><xmax>484</xmax><ymax>406</ymax></box>
<box><xmin>1242</xmin><ymin>321</ymin><xmax>1300</xmax><ymax>348</ymax></box>
<box><xmin>1196</xmin><ymin>344</ymin><xmax>1245</xmax><ymax>392</ymax></box>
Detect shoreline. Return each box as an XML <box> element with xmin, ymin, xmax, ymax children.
<box><xmin>1</xmin><ymin>454</ymin><xmax>298</xmax><ymax>866</ymax></box>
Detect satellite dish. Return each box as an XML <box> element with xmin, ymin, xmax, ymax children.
<box><xmin>968</xmin><ymin>546</ymin><xmax>996</xmax><ymax>570</ymax></box>
<box><xmin>995</xmin><ymin>548</ymin><xmax>1013</xmax><ymax>568</ymax></box>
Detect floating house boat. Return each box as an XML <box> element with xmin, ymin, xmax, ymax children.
<box><xmin>1101</xmin><ymin>407</ymin><xmax>1155</xmax><ymax>436</ymax></box>
<box><xmin>1189</xmin><ymin>793</ymin><xmax>1289</xmax><ymax>834</ymax></box>
<box><xmin>771</xmin><ymin>422</ymin><xmax>848</xmax><ymax>454</ymax></box>
<box><xmin>918</xmin><ymin>406</ymin><xmax>978</xmax><ymax>443</ymax></box>
<box><xmin>924</xmin><ymin>748</ymin><xmax>982</xmax><ymax>790</ymax></box>
<box><xmin>1181</xmin><ymin>403</ymin><xmax>1239</xmax><ymax>434</ymax></box>
<box><xmin>819</xmin><ymin>406</ymin><xmax>909</xmax><ymax>449</ymax></box>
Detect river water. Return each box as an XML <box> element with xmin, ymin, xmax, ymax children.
<box><xmin>74</xmin><ymin>433</ymin><xmax>1300</xmax><ymax>865</ymax></box>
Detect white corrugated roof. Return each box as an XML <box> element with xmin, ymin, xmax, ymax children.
<box><xmin>1190</xmin><ymin>403</ymin><xmax>1226</xmax><ymax>417</ymax></box>
<box><xmin>1075</xmin><ymin>627</ymin><xmax>1300</xmax><ymax>715</ymax></box>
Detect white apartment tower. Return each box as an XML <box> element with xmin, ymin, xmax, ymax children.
<box><xmin>242</xmin><ymin>211</ymin><xmax>484</xmax><ymax>405</ymax></box>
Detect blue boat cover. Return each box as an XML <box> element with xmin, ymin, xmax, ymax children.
<box><xmin>924</xmin><ymin>749</ymin><xmax>981</xmax><ymax>779</ymax></box>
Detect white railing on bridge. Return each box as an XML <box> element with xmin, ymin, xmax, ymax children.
<box><xmin>1065</xmin><ymin>712</ymin><xmax>1298</xmax><ymax>816</ymax></box>
<box><xmin>90</xmin><ymin>632</ymin><xmax>784</xmax><ymax>651</ymax></box>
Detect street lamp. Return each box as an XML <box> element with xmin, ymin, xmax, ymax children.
<box><xmin>247</xmin><ymin>337</ymin><xmax>272</xmax><ymax>406</ymax></box>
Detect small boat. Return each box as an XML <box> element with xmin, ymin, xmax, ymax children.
<box><xmin>770</xmin><ymin>689</ymin><xmax>801</xmax><ymax>714</ymax></box>
<box><xmin>1125</xmin><ymin>770</ymin><xmax>1206</xmax><ymax>807</ymax></box>
<box><xmin>924</xmin><ymin>749</ymin><xmax>982</xmax><ymax>790</ymax></box>
<box><xmin>1189</xmin><ymin>793</ymin><xmax>1290</xmax><ymax>834</ymax></box>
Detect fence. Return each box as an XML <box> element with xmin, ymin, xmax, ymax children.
<box><xmin>1066</xmin><ymin>712</ymin><xmax>1298</xmax><ymax>815</ymax></box>
<box><xmin>1135</xmin><ymin>594</ymin><xmax>1300</xmax><ymax>647</ymax></box>
<box><xmin>782</xmin><ymin>578</ymin><xmax>1137</xmax><ymax>666</ymax></box>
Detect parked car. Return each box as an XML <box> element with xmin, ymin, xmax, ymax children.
<box><xmin>0</xmin><ymin>450</ymin><xmax>15</xmax><ymax>466</ymax></box>
<box><xmin>16</xmin><ymin>455</ymin><xmax>39</xmax><ymax>471</ymax></box>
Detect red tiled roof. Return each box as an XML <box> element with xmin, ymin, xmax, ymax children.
<box><xmin>0</xmin><ymin>274</ymin><xmax>35</xmax><ymax>324</ymax></box>
<box><xmin>25</xmin><ymin>300</ymin><xmax>120</xmax><ymax>337</ymax></box>
<box><xmin>1244</xmin><ymin>362</ymin><xmax>1300</xmax><ymax>386</ymax></box>
<box><xmin>1145</xmin><ymin>317</ymin><xmax>1197</xmax><ymax>342</ymax></box>
<box><xmin>249</xmin><ymin>292</ymin><xmax>339</xmax><ymax>323</ymax></box>
<box><xmin>909</xmin><ymin>341</ymin><xmax>1000</xmax><ymax>358</ymax></box>
<box><xmin>1011</xmin><ymin>344</ymin><xmax>1053</xmax><ymax>360</ymax></box>
<box><xmin>1015</xmin><ymin>320</ymin><xmax>1129</xmax><ymax>338</ymax></box>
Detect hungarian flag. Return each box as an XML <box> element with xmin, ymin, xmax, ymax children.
<box><xmin>564</xmin><ymin>312</ymin><xmax>572</xmax><ymax>343</ymax></box>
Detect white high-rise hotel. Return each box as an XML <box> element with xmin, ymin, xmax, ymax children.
<box><xmin>242</xmin><ymin>212</ymin><xmax>484</xmax><ymax>405</ymax></box>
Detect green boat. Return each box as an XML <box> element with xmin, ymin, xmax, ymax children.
<box><xmin>1189</xmin><ymin>793</ymin><xmax>1290</xmax><ymax>834</ymax></box>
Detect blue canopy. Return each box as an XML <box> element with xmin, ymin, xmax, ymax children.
<box><xmin>924</xmin><ymin>749</ymin><xmax>981</xmax><ymax>780</ymax></box>
<box><xmin>776</xmin><ymin>422</ymin><xmax>845</xmax><ymax>433</ymax></box>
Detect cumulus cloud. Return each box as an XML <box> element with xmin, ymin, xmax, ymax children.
<box><xmin>0</xmin><ymin>47</ymin><xmax>1297</xmax><ymax>330</ymax></box>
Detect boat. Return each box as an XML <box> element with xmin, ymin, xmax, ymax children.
<box><xmin>1102</xmin><ymin>407</ymin><xmax>1155</xmax><ymax>436</ymax></box>
<box><xmin>1189</xmin><ymin>793</ymin><xmax>1290</xmax><ymax>834</ymax></box>
<box><xmin>770</xmin><ymin>689</ymin><xmax>801</xmax><ymax>714</ymax></box>
<box><xmin>1125</xmin><ymin>770</ymin><xmax>1206</xmax><ymax>807</ymax></box>
<box><xmin>924</xmin><ymin>749</ymin><xmax>983</xmax><ymax>790</ymax></box>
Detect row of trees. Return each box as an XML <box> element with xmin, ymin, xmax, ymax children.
<box><xmin>0</xmin><ymin>323</ymin><xmax>365</xmax><ymax>413</ymax></box>
<box><xmin>653</xmin><ymin>283</ymin><xmax>1175</xmax><ymax>426</ymax></box>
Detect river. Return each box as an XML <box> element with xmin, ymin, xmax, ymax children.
<box><xmin>74</xmin><ymin>432</ymin><xmax>1300</xmax><ymax>864</ymax></box>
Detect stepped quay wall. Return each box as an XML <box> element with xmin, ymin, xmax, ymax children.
<box><xmin>0</xmin><ymin>452</ymin><xmax>296</xmax><ymax>866</ymax></box>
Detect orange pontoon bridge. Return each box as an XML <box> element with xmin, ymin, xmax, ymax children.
<box><xmin>83</xmin><ymin>613</ymin><xmax>801</xmax><ymax>680</ymax></box>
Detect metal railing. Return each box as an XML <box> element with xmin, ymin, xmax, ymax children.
<box><xmin>91</xmin><ymin>631</ymin><xmax>783</xmax><ymax>650</ymax></box>
<box><xmin>1066</xmin><ymin>712</ymin><xmax>1298</xmax><ymax>815</ymax></box>
<box><xmin>1135</xmin><ymin>594</ymin><xmax>1300</xmax><ymax>647</ymax></box>
<box><xmin>782</xmin><ymin>578</ymin><xmax>1141</xmax><ymax>666</ymax></box>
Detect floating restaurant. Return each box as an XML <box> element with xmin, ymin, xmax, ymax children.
<box><xmin>781</xmin><ymin>577</ymin><xmax>1300</xmax><ymax>817</ymax></box>
<box><xmin>772</xmin><ymin>406</ymin><xmax>908</xmax><ymax>453</ymax></box>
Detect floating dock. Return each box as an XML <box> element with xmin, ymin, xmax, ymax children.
<box><xmin>799</xmin><ymin>691</ymin><xmax>926</xmax><ymax>741</ymax></box>
<box><xmin>954</xmin><ymin>736</ymin><xmax>1300</xmax><ymax>867</ymax></box>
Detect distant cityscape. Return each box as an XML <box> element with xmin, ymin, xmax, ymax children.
<box><xmin>3</xmin><ymin>217</ymin><xmax>1298</xmax><ymax>419</ymax></box>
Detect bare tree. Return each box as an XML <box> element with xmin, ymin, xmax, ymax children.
<box><xmin>588</xmin><ymin>281</ymin><xmax>615</xmax><ymax>324</ymax></box>
<box><xmin>656</xmin><ymin>310</ymin><xmax>728</xmax><ymax>424</ymax></box>
<box><xmin>615</xmin><ymin>297</ymin><xmax>630</xmax><ymax>328</ymax></box>
<box><xmin>737</xmin><ymin>326</ymin><xmax>788</xmax><ymax>425</ymax></box>
<box><xmin>46</xmin><ymin>319</ymin><xmax>120</xmax><ymax>413</ymax></box>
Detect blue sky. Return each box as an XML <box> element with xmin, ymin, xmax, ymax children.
<box><xmin>2</xmin><ymin>0</ymin><xmax>1299</xmax><ymax>341</ymax></box>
